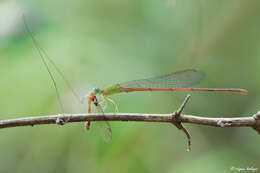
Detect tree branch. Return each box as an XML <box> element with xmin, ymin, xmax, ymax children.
<box><xmin>1</xmin><ymin>95</ymin><xmax>259</xmax><ymax>151</ymax></box>
<box><xmin>1</xmin><ymin>113</ymin><xmax>258</xmax><ymax>128</ymax></box>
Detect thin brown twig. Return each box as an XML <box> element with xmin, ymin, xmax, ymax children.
<box><xmin>0</xmin><ymin>96</ymin><xmax>259</xmax><ymax>151</ymax></box>
<box><xmin>172</xmin><ymin>94</ymin><xmax>191</xmax><ymax>151</ymax></box>
<box><xmin>1</xmin><ymin>112</ymin><xmax>258</xmax><ymax>128</ymax></box>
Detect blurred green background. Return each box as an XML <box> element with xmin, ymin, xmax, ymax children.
<box><xmin>0</xmin><ymin>0</ymin><xmax>260</xmax><ymax>172</ymax></box>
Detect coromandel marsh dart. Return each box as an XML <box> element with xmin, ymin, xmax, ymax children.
<box><xmin>24</xmin><ymin>17</ymin><xmax>247</xmax><ymax>142</ymax></box>
<box><xmin>81</xmin><ymin>69</ymin><xmax>247</xmax><ymax>141</ymax></box>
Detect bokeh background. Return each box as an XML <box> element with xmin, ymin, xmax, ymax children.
<box><xmin>0</xmin><ymin>0</ymin><xmax>260</xmax><ymax>172</ymax></box>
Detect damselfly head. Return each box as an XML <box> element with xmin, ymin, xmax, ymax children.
<box><xmin>93</xmin><ymin>88</ymin><xmax>101</xmax><ymax>95</ymax></box>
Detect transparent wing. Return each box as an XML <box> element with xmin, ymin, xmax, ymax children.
<box><xmin>120</xmin><ymin>69</ymin><xmax>205</xmax><ymax>88</ymax></box>
<box><xmin>96</xmin><ymin>121</ymin><xmax>112</xmax><ymax>143</ymax></box>
<box><xmin>95</xmin><ymin>104</ymin><xmax>112</xmax><ymax>142</ymax></box>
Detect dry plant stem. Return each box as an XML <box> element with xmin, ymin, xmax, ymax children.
<box><xmin>171</xmin><ymin>95</ymin><xmax>191</xmax><ymax>151</ymax></box>
<box><xmin>1</xmin><ymin>95</ymin><xmax>260</xmax><ymax>151</ymax></box>
<box><xmin>1</xmin><ymin>113</ymin><xmax>257</xmax><ymax>128</ymax></box>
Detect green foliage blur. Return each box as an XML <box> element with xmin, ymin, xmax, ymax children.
<box><xmin>0</xmin><ymin>0</ymin><xmax>260</xmax><ymax>172</ymax></box>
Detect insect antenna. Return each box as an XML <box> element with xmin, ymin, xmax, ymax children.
<box><xmin>31</xmin><ymin>34</ymin><xmax>82</xmax><ymax>104</ymax></box>
<box><xmin>23</xmin><ymin>15</ymin><xmax>82</xmax><ymax>112</ymax></box>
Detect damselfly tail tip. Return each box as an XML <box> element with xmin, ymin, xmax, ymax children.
<box><xmin>239</xmin><ymin>89</ymin><xmax>248</xmax><ymax>95</ymax></box>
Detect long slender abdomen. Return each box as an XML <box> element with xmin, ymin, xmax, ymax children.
<box><xmin>121</xmin><ymin>88</ymin><xmax>247</xmax><ymax>94</ymax></box>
